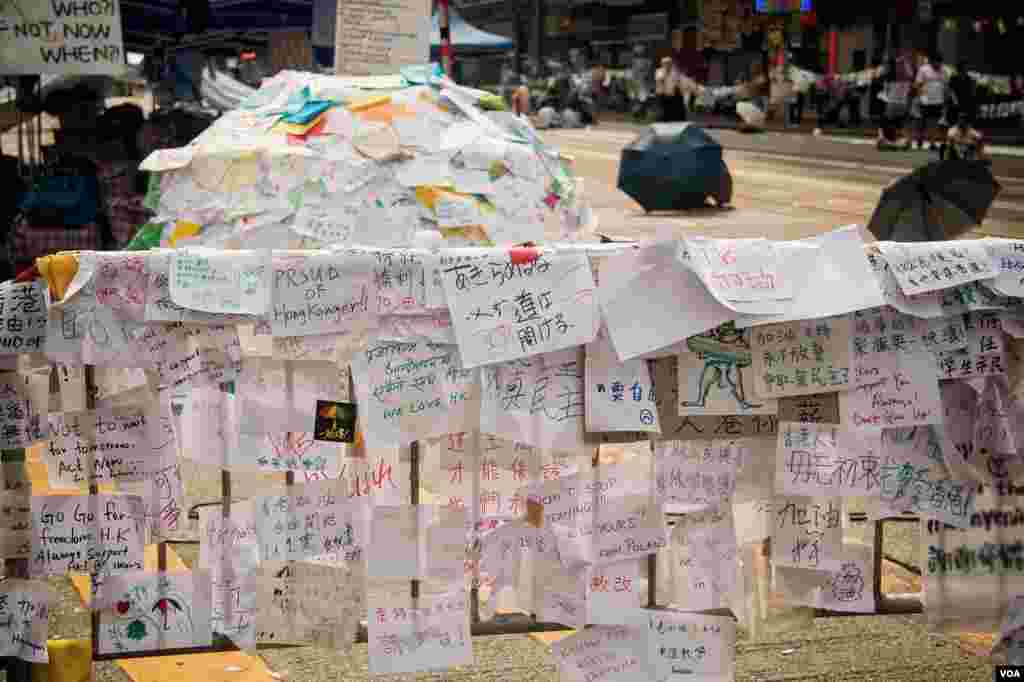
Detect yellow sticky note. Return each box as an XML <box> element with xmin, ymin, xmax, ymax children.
<box><xmin>168</xmin><ymin>220</ymin><xmax>201</xmax><ymax>247</ymax></box>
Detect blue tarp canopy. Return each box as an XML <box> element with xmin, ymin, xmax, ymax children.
<box><xmin>429</xmin><ymin>9</ymin><xmax>513</xmax><ymax>50</ymax></box>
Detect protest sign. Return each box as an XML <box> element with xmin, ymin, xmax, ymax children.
<box><xmin>0</xmin><ymin>0</ymin><xmax>126</xmax><ymax>75</ymax></box>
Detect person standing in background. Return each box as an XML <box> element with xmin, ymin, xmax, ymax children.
<box><xmin>914</xmin><ymin>51</ymin><xmax>948</xmax><ymax>151</ymax></box>
<box><xmin>947</xmin><ymin>60</ymin><xmax>977</xmax><ymax>138</ymax></box>
<box><xmin>655</xmin><ymin>57</ymin><xmax>676</xmax><ymax>121</ymax></box>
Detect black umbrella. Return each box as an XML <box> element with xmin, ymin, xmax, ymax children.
<box><xmin>618</xmin><ymin>123</ymin><xmax>732</xmax><ymax>212</ymax></box>
<box><xmin>867</xmin><ymin>159</ymin><xmax>1001</xmax><ymax>242</ymax></box>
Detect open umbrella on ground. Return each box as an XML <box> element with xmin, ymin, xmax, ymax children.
<box><xmin>867</xmin><ymin>159</ymin><xmax>1001</xmax><ymax>242</ymax></box>
<box><xmin>617</xmin><ymin>122</ymin><xmax>732</xmax><ymax>212</ymax></box>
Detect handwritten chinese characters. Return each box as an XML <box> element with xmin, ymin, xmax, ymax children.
<box><xmin>481</xmin><ymin>348</ymin><xmax>586</xmax><ymax>451</ymax></box>
<box><xmin>0</xmin><ymin>282</ymin><xmax>47</xmax><ymax>354</ymax></box>
<box><xmin>772</xmin><ymin>495</ymin><xmax>843</xmax><ymax>570</ymax></box>
<box><xmin>170</xmin><ymin>250</ymin><xmax>270</xmax><ymax>316</ymax></box>
<box><xmin>586</xmin><ymin>329</ymin><xmax>660</xmax><ymax>433</ymax></box>
<box><xmin>0</xmin><ymin>581</ymin><xmax>54</xmax><ymax>663</ymax></box>
<box><xmin>776</xmin><ymin>423</ymin><xmax>882</xmax><ymax>497</ymax></box>
<box><xmin>254</xmin><ymin>482</ymin><xmax>366</xmax><ymax>562</ymax></box>
<box><xmin>751</xmin><ymin>317</ymin><xmax>851</xmax><ymax>398</ymax></box>
<box><xmin>935</xmin><ymin>312</ymin><xmax>1008</xmax><ymax>380</ymax></box>
<box><xmin>655</xmin><ymin>440</ymin><xmax>744</xmax><ymax>511</ymax></box>
<box><xmin>441</xmin><ymin>249</ymin><xmax>598</xmax><ymax>368</ymax></box>
<box><xmin>368</xmin><ymin>590</ymin><xmax>473</xmax><ymax>675</ymax></box>
<box><xmin>878</xmin><ymin>241</ymin><xmax>997</xmax><ymax>296</ymax></box>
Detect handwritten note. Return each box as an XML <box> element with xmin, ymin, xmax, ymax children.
<box><xmin>0</xmin><ymin>282</ymin><xmax>47</xmax><ymax>354</ymax></box>
<box><xmin>254</xmin><ymin>481</ymin><xmax>367</xmax><ymax>562</ymax></box>
<box><xmin>654</xmin><ymin>440</ymin><xmax>744</xmax><ymax>512</ymax></box>
<box><xmin>776</xmin><ymin>423</ymin><xmax>882</xmax><ymax>497</ymax></box>
<box><xmin>44</xmin><ymin>403</ymin><xmax>174</xmax><ymax>488</ymax></box>
<box><xmin>0</xmin><ymin>0</ymin><xmax>126</xmax><ymax>76</ymax></box>
<box><xmin>989</xmin><ymin>239</ymin><xmax>1024</xmax><ymax>297</ymax></box>
<box><xmin>634</xmin><ymin>610</ymin><xmax>736</xmax><ymax>680</ymax></box>
<box><xmin>0</xmin><ymin>372</ymin><xmax>48</xmax><ymax>448</ymax></box>
<box><xmin>879</xmin><ymin>426</ymin><xmax>976</xmax><ymax>527</ymax></box>
<box><xmin>145</xmin><ymin>253</ymin><xmax>252</xmax><ymax>324</ymax></box>
<box><xmin>367</xmin><ymin>589</ymin><xmax>473</xmax><ymax>675</ymax></box>
<box><xmin>270</xmin><ymin>252</ymin><xmax>378</xmax><ymax>337</ymax></box>
<box><xmin>585</xmin><ymin>328</ymin><xmax>660</xmax><ymax>433</ymax></box>
<box><xmin>440</xmin><ymin>249</ymin><xmax>598</xmax><ymax>368</ymax></box>
<box><xmin>771</xmin><ymin>495</ymin><xmax>843</xmax><ymax>570</ymax></box>
<box><xmin>589</xmin><ymin>561</ymin><xmax>641</xmax><ymax>625</ymax></box>
<box><xmin>935</xmin><ymin>312</ymin><xmax>1008</xmax><ymax>380</ymax></box>
<box><xmin>31</xmin><ymin>494</ymin><xmax>145</xmax><ymax>578</ymax></box>
<box><xmin>287</xmin><ymin>559</ymin><xmax>365</xmax><ymax>652</ymax></box>
<box><xmin>0</xmin><ymin>580</ymin><xmax>55</xmax><ymax>663</ymax></box>
<box><xmin>678</xmin><ymin>323</ymin><xmax>779</xmax><ymax>416</ymax></box>
<box><xmin>550</xmin><ymin>625</ymin><xmax>645</xmax><ymax>682</ymax></box>
<box><xmin>170</xmin><ymin>250</ymin><xmax>270</xmax><ymax>315</ymax></box>
<box><xmin>686</xmin><ymin>237</ymin><xmax>790</xmax><ymax>302</ymax></box>
<box><xmin>751</xmin><ymin>317</ymin><xmax>852</xmax><ymax>397</ymax></box>
<box><xmin>95</xmin><ymin>253</ymin><xmax>148</xmax><ymax>321</ymax></box>
<box><xmin>669</xmin><ymin>507</ymin><xmax>738</xmax><ymax>612</ymax></box>
<box><xmin>481</xmin><ymin>348</ymin><xmax>586</xmax><ymax>451</ymax></box>
<box><xmin>847</xmin><ymin>323</ymin><xmax>943</xmax><ymax>429</ymax></box>
<box><xmin>877</xmin><ymin>241</ymin><xmax>997</xmax><ymax>296</ymax></box>
<box><xmin>97</xmin><ymin>571</ymin><xmax>213</xmax><ymax>655</ymax></box>
<box><xmin>425</xmin><ymin>433</ymin><xmax>534</xmax><ymax>520</ymax></box>
<box><xmin>351</xmin><ymin>339</ymin><xmax>479</xmax><ymax>449</ymax></box>
<box><xmin>333</xmin><ymin>0</ymin><xmax>430</xmax><ymax>77</ymax></box>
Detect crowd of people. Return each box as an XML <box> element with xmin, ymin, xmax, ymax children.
<box><xmin>873</xmin><ymin>51</ymin><xmax>986</xmax><ymax>160</ymax></box>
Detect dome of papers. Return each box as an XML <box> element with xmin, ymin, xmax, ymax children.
<box><xmin>139</xmin><ymin>68</ymin><xmax>592</xmax><ymax>249</ymax></box>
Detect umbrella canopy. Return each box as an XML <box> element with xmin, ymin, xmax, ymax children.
<box><xmin>867</xmin><ymin>159</ymin><xmax>1001</xmax><ymax>241</ymax></box>
<box><xmin>617</xmin><ymin>123</ymin><xmax>730</xmax><ymax>211</ymax></box>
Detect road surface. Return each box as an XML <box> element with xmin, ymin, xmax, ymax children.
<box><xmin>544</xmin><ymin>124</ymin><xmax>1024</xmax><ymax>243</ymax></box>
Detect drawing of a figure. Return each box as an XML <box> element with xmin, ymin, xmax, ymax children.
<box><xmin>681</xmin><ymin>322</ymin><xmax>762</xmax><ymax>410</ymax></box>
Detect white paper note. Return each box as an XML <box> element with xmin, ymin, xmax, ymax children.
<box><xmin>270</xmin><ymin>252</ymin><xmax>378</xmax><ymax>337</ymax></box>
<box><xmin>170</xmin><ymin>249</ymin><xmax>270</xmax><ymax>315</ymax></box>
<box><xmin>96</xmin><ymin>571</ymin><xmax>213</xmax><ymax>655</ymax></box>
<box><xmin>440</xmin><ymin>248</ymin><xmax>599</xmax><ymax>368</ymax></box>
<box><xmin>0</xmin><ymin>580</ymin><xmax>55</xmax><ymax>663</ymax></box>
<box><xmin>367</xmin><ymin>589</ymin><xmax>473</xmax><ymax>675</ymax></box>
<box><xmin>0</xmin><ymin>282</ymin><xmax>47</xmax><ymax>354</ymax></box>
<box><xmin>877</xmin><ymin>241</ymin><xmax>997</xmax><ymax>296</ymax></box>
<box><xmin>585</xmin><ymin>328</ymin><xmax>660</xmax><ymax>433</ymax></box>
<box><xmin>600</xmin><ymin>241</ymin><xmax>734</xmax><ymax>361</ymax></box>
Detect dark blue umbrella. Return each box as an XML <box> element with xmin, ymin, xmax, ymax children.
<box><xmin>617</xmin><ymin>123</ymin><xmax>732</xmax><ymax>212</ymax></box>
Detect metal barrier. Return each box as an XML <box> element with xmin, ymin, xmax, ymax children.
<box><xmin>85</xmin><ymin>364</ymin><xmax>925</xmax><ymax>661</ymax></box>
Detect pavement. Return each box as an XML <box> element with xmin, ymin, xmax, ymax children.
<box><xmin>23</xmin><ymin>119</ymin><xmax>1018</xmax><ymax>682</ymax></box>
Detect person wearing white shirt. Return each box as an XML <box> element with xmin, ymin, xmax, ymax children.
<box><xmin>914</xmin><ymin>52</ymin><xmax>948</xmax><ymax>151</ymax></box>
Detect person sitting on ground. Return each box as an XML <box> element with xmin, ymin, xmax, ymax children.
<box><xmin>511</xmin><ymin>77</ymin><xmax>531</xmax><ymax>118</ymax></box>
<box><xmin>945</xmin><ymin>114</ymin><xmax>985</xmax><ymax>161</ymax></box>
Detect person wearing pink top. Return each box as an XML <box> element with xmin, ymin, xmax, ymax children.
<box><xmin>914</xmin><ymin>51</ymin><xmax>948</xmax><ymax>151</ymax></box>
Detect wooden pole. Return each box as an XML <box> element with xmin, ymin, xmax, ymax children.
<box><xmin>438</xmin><ymin>0</ymin><xmax>453</xmax><ymax>77</ymax></box>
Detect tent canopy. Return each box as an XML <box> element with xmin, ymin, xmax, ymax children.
<box><xmin>430</xmin><ymin>9</ymin><xmax>514</xmax><ymax>51</ymax></box>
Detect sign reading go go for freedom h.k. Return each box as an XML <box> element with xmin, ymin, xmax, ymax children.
<box><xmin>0</xmin><ymin>0</ymin><xmax>125</xmax><ymax>75</ymax></box>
